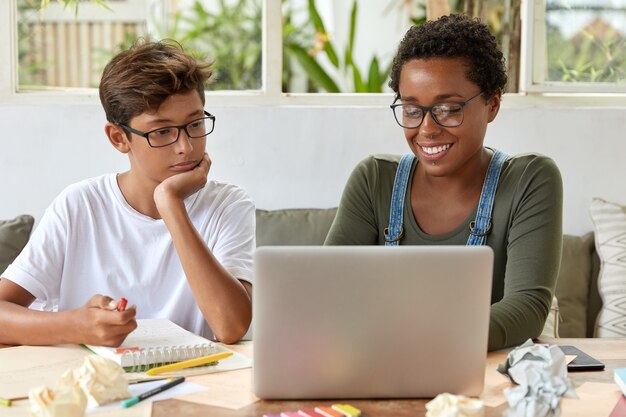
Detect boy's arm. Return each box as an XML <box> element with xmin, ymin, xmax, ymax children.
<box><xmin>154</xmin><ymin>154</ymin><xmax>252</xmax><ymax>344</ymax></box>
<box><xmin>0</xmin><ymin>278</ymin><xmax>137</xmax><ymax>346</ymax></box>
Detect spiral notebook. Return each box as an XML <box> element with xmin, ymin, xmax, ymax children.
<box><xmin>85</xmin><ymin>318</ymin><xmax>245</xmax><ymax>373</ymax></box>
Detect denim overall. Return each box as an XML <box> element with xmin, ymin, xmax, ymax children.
<box><xmin>384</xmin><ymin>149</ymin><xmax>508</xmax><ymax>246</ymax></box>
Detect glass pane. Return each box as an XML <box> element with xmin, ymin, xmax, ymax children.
<box><xmin>17</xmin><ymin>0</ymin><xmax>262</xmax><ymax>91</ymax></box>
<box><xmin>544</xmin><ymin>0</ymin><xmax>626</xmax><ymax>84</ymax></box>
<box><xmin>156</xmin><ymin>0</ymin><xmax>262</xmax><ymax>91</ymax></box>
<box><xmin>281</xmin><ymin>0</ymin><xmax>518</xmax><ymax>93</ymax></box>
<box><xmin>17</xmin><ymin>0</ymin><xmax>149</xmax><ymax>90</ymax></box>
<box><xmin>282</xmin><ymin>0</ymin><xmax>415</xmax><ymax>93</ymax></box>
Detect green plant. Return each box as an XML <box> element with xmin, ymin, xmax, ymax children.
<box><xmin>17</xmin><ymin>0</ymin><xmax>49</xmax><ymax>87</ymax></box>
<box><xmin>283</xmin><ymin>0</ymin><xmax>393</xmax><ymax>93</ymax></box>
<box><xmin>156</xmin><ymin>0</ymin><xmax>262</xmax><ymax>91</ymax></box>
<box><xmin>38</xmin><ymin>0</ymin><xmax>111</xmax><ymax>16</ymax></box>
<box><xmin>548</xmin><ymin>23</ymin><xmax>626</xmax><ymax>83</ymax></box>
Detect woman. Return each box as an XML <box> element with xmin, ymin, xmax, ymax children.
<box><xmin>325</xmin><ymin>14</ymin><xmax>562</xmax><ymax>351</ymax></box>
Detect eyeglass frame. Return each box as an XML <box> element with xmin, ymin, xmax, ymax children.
<box><xmin>117</xmin><ymin>110</ymin><xmax>216</xmax><ymax>148</ymax></box>
<box><xmin>390</xmin><ymin>91</ymin><xmax>485</xmax><ymax>129</ymax></box>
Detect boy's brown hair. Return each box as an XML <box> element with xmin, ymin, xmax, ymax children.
<box><xmin>99</xmin><ymin>39</ymin><xmax>212</xmax><ymax>125</ymax></box>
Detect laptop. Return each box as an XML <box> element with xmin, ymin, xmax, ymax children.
<box><xmin>253</xmin><ymin>245</ymin><xmax>493</xmax><ymax>400</ymax></box>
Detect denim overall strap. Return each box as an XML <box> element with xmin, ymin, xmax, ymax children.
<box><xmin>466</xmin><ymin>149</ymin><xmax>509</xmax><ymax>246</ymax></box>
<box><xmin>384</xmin><ymin>154</ymin><xmax>415</xmax><ymax>246</ymax></box>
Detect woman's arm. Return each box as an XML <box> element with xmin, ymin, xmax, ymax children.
<box><xmin>325</xmin><ymin>156</ymin><xmax>384</xmax><ymax>245</ymax></box>
<box><xmin>488</xmin><ymin>156</ymin><xmax>563</xmax><ymax>350</ymax></box>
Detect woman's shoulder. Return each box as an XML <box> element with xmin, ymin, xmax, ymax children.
<box><xmin>343</xmin><ymin>154</ymin><xmax>405</xmax><ymax>190</ymax></box>
<box><xmin>504</xmin><ymin>152</ymin><xmax>560</xmax><ymax>175</ymax></box>
<box><xmin>353</xmin><ymin>153</ymin><xmax>404</xmax><ymax>176</ymax></box>
<box><xmin>499</xmin><ymin>151</ymin><xmax>562</xmax><ymax>197</ymax></box>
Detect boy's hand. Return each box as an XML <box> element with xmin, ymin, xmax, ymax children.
<box><xmin>154</xmin><ymin>153</ymin><xmax>211</xmax><ymax>207</ymax></box>
<box><xmin>70</xmin><ymin>295</ymin><xmax>137</xmax><ymax>347</ymax></box>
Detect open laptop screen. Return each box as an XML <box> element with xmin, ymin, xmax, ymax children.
<box><xmin>253</xmin><ymin>245</ymin><xmax>493</xmax><ymax>399</ymax></box>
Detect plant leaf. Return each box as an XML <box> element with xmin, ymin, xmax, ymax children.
<box><xmin>285</xmin><ymin>44</ymin><xmax>340</xmax><ymax>93</ymax></box>
<box><xmin>308</xmin><ymin>0</ymin><xmax>339</xmax><ymax>68</ymax></box>
<box><xmin>308</xmin><ymin>0</ymin><xmax>325</xmax><ymax>32</ymax></box>
<box><xmin>353</xmin><ymin>64</ymin><xmax>365</xmax><ymax>92</ymax></box>
<box><xmin>345</xmin><ymin>0</ymin><xmax>358</xmax><ymax>66</ymax></box>
<box><xmin>367</xmin><ymin>56</ymin><xmax>381</xmax><ymax>92</ymax></box>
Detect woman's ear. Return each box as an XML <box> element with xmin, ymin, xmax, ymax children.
<box><xmin>487</xmin><ymin>89</ymin><xmax>502</xmax><ymax>123</ymax></box>
<box><xmin>105</xmin><ymin>122</ymin><xmax>131</xmax><ymax>154</ymax></box>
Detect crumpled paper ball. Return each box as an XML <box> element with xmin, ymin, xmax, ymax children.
<box><xmin>71</xmin><ymin>355</ymin><xmax>130</xmax><ymax>406</ymax></box>
<box><xmin>425</xmin><ymin>392</ymin><xmax>485</xmax><ymax>417</ymax></box>
<box><xmin>28</xmin><ymin>384</ymin><xmax>87</xmax><ymax>417</ymax></box>
<box><xmin>498</xmin><ymin>339</ymin><xmax>577</xmax><ymax>417</ymax></box>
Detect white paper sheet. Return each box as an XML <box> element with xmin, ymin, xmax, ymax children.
<box><xmin>87</xmin><ymin>380</ymin><xmax>208</xmax><ymax>414</ymax></box>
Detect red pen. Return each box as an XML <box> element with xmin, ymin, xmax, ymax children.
<box><xmin>116</xmin><ymin>297</ymin><xmax>128</xmax><ymax>312</ymax></box>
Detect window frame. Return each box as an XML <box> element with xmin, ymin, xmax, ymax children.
<box><xmin>521</xmin><ymin>0</ymin><xmax>626</xmax><ymax>94</ymax></box>
<box><xmin>1</xmin><ymin>0</ymin><xmax>625</xmax><ymax>107</ymax></box>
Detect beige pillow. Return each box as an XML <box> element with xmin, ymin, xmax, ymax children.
<box><xmin>540</xmin><ymin>296</ymin><xmax>560</xmax><ymax>338</ymax></box>
<box><xmin>590</xmin><ymin>198</ymin><xmax>626</xmax><ymax>337</ymax></box>
<box><xmin>0</xmin><ymin>215</ymin><xmax>35</xmax><ymax>274</ymax></box>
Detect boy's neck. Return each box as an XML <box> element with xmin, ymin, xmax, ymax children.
<box><xmin>116</xmin><ymin>172</ymin><xmax>162</xmax><ymax>220</ymax></box>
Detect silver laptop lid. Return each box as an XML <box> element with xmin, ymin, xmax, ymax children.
<box><xmin>253</xmin><ymin>245</ymin><xmax>493</xmax><ymax>399</ymax></box>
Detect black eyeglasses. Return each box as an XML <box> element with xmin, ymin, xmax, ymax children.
<box><xmin>390</xmin><ymin>91</ymin><xmax>484</xmax><ymax>129</ymax></box>
<box><xmin>118</xmin><ymin>111</ymin><xmax>215</xmax><ymax>148</ymax></box>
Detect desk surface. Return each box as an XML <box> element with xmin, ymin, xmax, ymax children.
<box><xmin>149</xmin><ymin>338</ymin><xmax>626</xmax><ymax>417</ymax></box>
<box><xmin>1</xmin><ymin>338</ymin><xmax>623</xmax><ymax>417</ymax></box>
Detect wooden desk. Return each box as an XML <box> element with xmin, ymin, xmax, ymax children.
<box><xmin>151</xmin><ymin>338</ymin><xmax>626</xmax><ymax>417</ymax></box>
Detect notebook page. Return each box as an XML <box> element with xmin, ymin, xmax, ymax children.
<box><xmin>85</xmin><ymin>318</ymin><xmax>219</xmax><ymax>368</ymax></box>
<box><xmin>114</xmin><ymin>318</ymin><xmax>214</xmax><ymax>349</ymax></box>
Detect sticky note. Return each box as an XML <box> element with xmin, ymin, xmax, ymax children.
<box><xmin>615</xmin><ymin>368</ymin><xmax>626</xmax><ymax>396</ymax></box>
<box><xmin>263</xmin><ymin>415</ymin><xmax>282</xmax><ymax>417</ymax></box>
<box><xmin>298</xmin><ymin>409</ymin><xmax>326</xmax><ymax>417</ymax></box>
<box><xmin>332</xmin><ymin>404</ymin><xmax>362</xmax><ymax>417</ymax></box>
<box><xmin>314</xmin><ymin>407</ymin><xmax>343</xmax><ymax>417</ymax></box>
<box><xmin>281</xmin><ymin>412</ymin><xmax>302</xmax><ymax>417</ymax></box>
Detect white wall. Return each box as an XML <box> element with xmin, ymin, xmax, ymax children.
<box><xmin>1</xmin><ymin>99</ymin><xmax>625</xmax><ymax>236</ymax></box>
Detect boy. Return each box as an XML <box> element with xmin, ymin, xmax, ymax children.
<box><xmin>0</xmin><ymin>40</ymin><xmax>254</xmax><ymax>346</ymax></box>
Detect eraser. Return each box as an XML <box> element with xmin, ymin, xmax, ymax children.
<box><xmin>314</xmin><ymin>406</ymin><xmax>344</xmax><ymax>417</ymax></box>
<box><xmin>332</xmin><ymin>404</ymin><xmax>362</xmax><ymax>417</ymax></box>
<box><xmin>298</xmin><ymin>409</ymin><xmax>326</xmax><ymax>417</ymax></box>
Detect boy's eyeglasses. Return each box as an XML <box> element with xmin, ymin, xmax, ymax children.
<box><xmin>118</xmin><ymin>111</ymin><xmax>215</xmax><ymax>148</ymax></box>
<box><xmin>390</xmin><ymin>91</ymin><xmax>484</xmax><ymax>129</ymax></box>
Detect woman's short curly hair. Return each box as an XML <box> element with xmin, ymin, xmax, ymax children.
<box><xmin>389</xmin><ymin>14</ymin><xmax>507</xmax><ymax>99</ymax></box>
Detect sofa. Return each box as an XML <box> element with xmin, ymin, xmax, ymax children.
<box><xmin>0</xmin><ymin>208</ymin><xmax>605</xmax><ymax>339</ymax></box>
<box><xmin>256</xmin><ymin>208</ymin><xmax>603</xmax><ymax>339</ymax></box>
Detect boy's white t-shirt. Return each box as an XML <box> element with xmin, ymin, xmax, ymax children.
<box><xmin>3</xmin><ymin>174</ymin><xmax>255</xmax><ymax>339</ymax></box>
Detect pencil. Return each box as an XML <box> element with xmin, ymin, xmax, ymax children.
<box><xmin>145</xmin><ymin>351</ymin><xmax>233</xmax><ymax>376</ymax></box>
<box><xmin>0</xmin><ymin>397</ymin><xmax>12</xmax><ymax>407</ymax></box>
<box><xmin>121</xmin><ymin>377</ymin><xmax>185</xmax><ymax>408</ymax></box>
<box><xmin>128</xmin><ymin>377</ymin><xmax>168</xmax><ymax>385</ymax></box>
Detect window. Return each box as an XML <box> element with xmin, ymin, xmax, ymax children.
<box><xmin>2</xmin><ymin>0</ymin><xmax>626</xmax><ymax>100</ymax></box>
<box><xmin>282</xmin><ymin>0</ymin><xmax>412</xmax><ymax>93</ymax></box>
<box><xmin>16</xmin><ymin>0</ymin><xmax>262</xmax><ymax>91</ymax></box>
<box><xmin>522</xmin><ymin>0</ymin><xmax>626</xmax><ymax>92</ymax></box>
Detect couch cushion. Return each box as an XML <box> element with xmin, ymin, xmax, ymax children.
<box><xmin>555</xmin><ymin>233</ymin><xmax>595</xmax><ymax>337</ymax></box>
<box><xmin>256</xmin><ymin>208</ymin><xmax>337</xmax><ymax>246</ymax></box>
<box><xmin>590</xmin><ymin>198</ymin><xmax>626</xmax><ymax>337</ymax></box>
<box><xmin>0</xmin><ymin>215</ymin><xmax>35</xmax><ymax>274</ymax></box>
